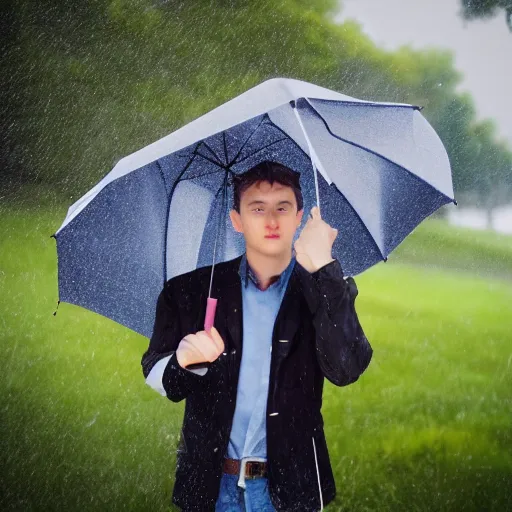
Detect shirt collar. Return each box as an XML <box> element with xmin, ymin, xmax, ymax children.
<box><xmin>238</xmin><ymin>252</ymin><xmax>295</xmax><ymax>290</ymax></box>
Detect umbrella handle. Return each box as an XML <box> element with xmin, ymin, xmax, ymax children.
<box><xmin>183</xmin><ymin>298</ymin><xmax>217</xmax><ymax>371</ymax></box>
<box><xmin>204</xmin><ymin>297</ymin><xmax>218</xmax><ymax>332</ymax></box>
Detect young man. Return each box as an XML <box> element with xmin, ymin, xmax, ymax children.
<box><xmin>142</xmin><ymin>160</ymin><xmax>373</xmax><ymax>511</ymax></box>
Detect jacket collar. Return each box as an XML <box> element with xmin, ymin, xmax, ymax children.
<box><xmin>208</xmin><ymin>253</ymin><xmax>312</xmax><ymax>354</ymax></box>
<box><xmin>238</xmin><ymin>252</ymin><xmax>296</xmax><ymax>291</ymax></box>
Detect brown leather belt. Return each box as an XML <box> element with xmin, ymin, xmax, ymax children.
<box><xmin>223</xmin><ymin>457</ymin><xmax>268</xmax><ymax>478</ymax></box>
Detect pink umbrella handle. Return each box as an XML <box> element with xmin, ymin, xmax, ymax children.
<box><xmin>204</xmin><ymin>297</ymin><xmax>218</xmax><ymax>332</ymax></box>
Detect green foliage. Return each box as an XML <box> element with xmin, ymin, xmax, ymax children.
<box><xmin>460</xmin><ymin>0</ymin><xmax>512</xmax><ymax>31</ymax></box>
<box><xmin>2</xmin><ymin>0</ymin><xmax>511</xmax><ymax>210</ymax></box>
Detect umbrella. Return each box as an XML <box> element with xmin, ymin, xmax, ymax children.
<box><xmin>51</xmin><ymin>77</ymin><xmax>456</xmax><ymax>338</ymax></box>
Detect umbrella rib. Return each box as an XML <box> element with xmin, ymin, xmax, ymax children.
<box><xmin>233</xmin><ymin>137</ymin><xmax>289</xmax><ymax>166</ymax></box>
<box><xmin>305</xmin><ymin>99</ymin><xmax>455</xmax><ymax>204</ymax></box>
<box><xmin>193</xmin><ymin>149</ymin><xmax>225</xmax><ymax>168</ymax></box>
<box><xmin>228</xmin><ymin>115</ymin><xmax>267</xmax><ymax>166</ymax></box>
<box><xmin>230</xmin><ymin>114</ymin><xmax>305</xmax><ymax>166</ymax></box>
<box><xmin>264</xmin><ymin>118</ymin><xmax>311</xmax><ymax>162</ymax></box>
<box><xmin>200</xmin><ymin>141</ymin><xmax>223</xmax><ymax>166</ymax></box>
<box><xmin>155</xmin><ymin>159</ymin><xmax>168</xmax><ymax>195</ymax></box>
<box><xmin>179</xmin><ymin>168</ymin><xmax>225</xmax><ymax>182</ymax></box>
<box><xmin>222</xmin><ymin>132</ymin><xmax>229</xmax><ymax>166</ymax></box>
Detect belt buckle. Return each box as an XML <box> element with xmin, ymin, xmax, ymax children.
<box><xmin>237</xmin><ymin>456</ymin><xmax>266</xmax><ymax>489</ymax></box>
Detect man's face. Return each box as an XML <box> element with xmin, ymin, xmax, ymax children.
<box><xmin>229</xmin><ymin>180</ymin><xmax>304</xmax><ymax>258</ymax></box>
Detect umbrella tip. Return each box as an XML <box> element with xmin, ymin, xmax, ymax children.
<box><xmin>289</xmin><ymin>100</ymin><xmax>296</xmax><ymax>109</ymax></box>
<box><xmin>453</xmin><ymin>199</ymin><xmax>458</xmax><ymax>206</ymax></box>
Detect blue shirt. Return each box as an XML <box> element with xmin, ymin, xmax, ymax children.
<box><xmin>226</xmin><ymin>252</ymin><xmax>296</xmax><ymax>460</ymax></box>
<box><xmin>144</xmin><ymin>252</ymin><xmax>296</xmax><ymax>460</ymax></box>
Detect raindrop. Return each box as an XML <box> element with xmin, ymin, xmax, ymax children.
<box><xmin>85</xmin><ymin>412</ymin><xmax>99</xmax><ymax>428</ymax></box>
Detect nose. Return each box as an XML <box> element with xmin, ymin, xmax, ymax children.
<box><xmin>266</xmin><ymin>212</ymin><xmax>278</xmax><ymax>228</ymax></box>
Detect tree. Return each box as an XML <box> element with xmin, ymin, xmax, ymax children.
<box><xmin>459</xmin><ymin>0</ymin><xmax>512</xmax><ymax>31</ymax></box>
<box><xmin>2</xmin><ymin>0</ymin><xmax>511</xmax><ymax>215</ymax></box>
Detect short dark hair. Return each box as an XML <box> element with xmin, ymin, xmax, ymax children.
<box><xmin>232</xmin><ymin>161</ymin><xmax>303</xmax><ymax>213</ymax></box>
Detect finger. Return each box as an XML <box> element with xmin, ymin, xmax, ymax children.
<box><xmin>182</xmin><ymin>334</ymin><xmax>219</xmax><ymax>363</ymax></box>
<box><xmin>184</xmin><ymin>334</ymin><xmax>204</xmax><ymax>351</ymax></box>
<box><xmin>180</xmin><ymin>336</ymin><xmax>195</xmax><ymax>351</ymax></box>
<box><xmin>311</xmin><ymin>206</ymin><xmax>321</xmax><ymax>219</ymax></box>
<box><xmin>200</xmin><ymin>328</ymin><xmax>223</xmax><ymax>355</ymax></box>
<box><xmin>195</xmin><ymin>333</ymin><xmax>219</xmax><ymax>361</ymax></box>
<box><xmin>203</xmin><ymin>342</ymin><xmax>220</xmax><ymax>362</ymax></box>
<box><xmin>180</xmin><ymin>336</ymin><xmax>202</xmax><ymax>359</ymax></box>
<box><xmin>209</xmin><ymin>326</ymin><xmax>225</xmax><ymax>352</ymax></box>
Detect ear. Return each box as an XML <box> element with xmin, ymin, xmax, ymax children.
<box><xmin>229</xmin><ymin>209</ymin><xmax>243</xmax><ymax>233</ymax></box>
<box><xmin>296</xmin><ymin>208</ymin><xmax>304</xmax><ymax>226</ymax></box>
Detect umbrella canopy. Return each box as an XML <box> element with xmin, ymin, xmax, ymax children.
<box><xmin>52</xmin><ymin>77</ymin><xmax>455</xmax><ymax>338</ymax></box>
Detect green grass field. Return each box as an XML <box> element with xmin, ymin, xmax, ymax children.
<box><xmin>1</xmin><ymin>199</ymin><xmax>511</xmax><ymax>511</ymax></box>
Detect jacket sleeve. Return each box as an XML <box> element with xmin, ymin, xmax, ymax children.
<box><xmin>141</xmin><ymin>281</ymin><xmax>208</xmax><ymax>402</ymax></box>
<box><xmin>300</xmin><ymin>258</ymin><xmax>373</xmax><ymax>386</ymax></box>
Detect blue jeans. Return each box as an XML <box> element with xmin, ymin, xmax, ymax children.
<box><xmin>215</xmin><ymin>473</ymin><xmax>277</xmax><ymax>512</ymax></box>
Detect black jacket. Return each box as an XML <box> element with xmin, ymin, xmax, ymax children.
<box><xmin>141</xmin><ymin>254</ymin><xmax>373</xmax><ymax>511</ymax></box>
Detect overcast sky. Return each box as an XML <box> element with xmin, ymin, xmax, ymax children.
<box><xmin>335</xmin><ymin>0</ymin><xmax>512</xmax><ymax>148</ymax></box>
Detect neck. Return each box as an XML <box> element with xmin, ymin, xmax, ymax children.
<box><xmin>245</xmin><ymin>247</ymin><xmax>293</xmax><ymax>291</ymax></box>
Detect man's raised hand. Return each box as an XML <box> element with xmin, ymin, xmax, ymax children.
<box><xmin>176</xmin><ymin>326</ymin><xmax>225</xmax><ymax>369</ymax></box>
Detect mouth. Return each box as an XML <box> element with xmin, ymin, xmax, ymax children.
<box><xmin>265</xmin><ymin>235</ymin><xmax>280</xmax><ymax>239</ymax></box>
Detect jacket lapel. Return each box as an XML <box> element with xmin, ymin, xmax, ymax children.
<box><xmin>272</xmin><ymin>267</ymin><xmax>303</xmax><ymax>349</ymax></box>
<box><xmin>210</xmin><ymin>255</ymin><xmax>244</xmax><ymax>354</ymax></box>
